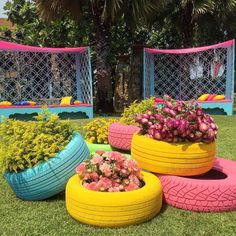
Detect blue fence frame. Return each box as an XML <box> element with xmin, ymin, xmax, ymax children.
<box><xmin>0</xmin><ymin>41</ymin><xmax>93</xmax><ymax>120</ymax></box>
<box><xmin>143</xmin><ymin>40</ymin><xmax>235</xmax><ymax>115</ymax></box>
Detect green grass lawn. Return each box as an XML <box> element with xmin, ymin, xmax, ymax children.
<box><xmin>1</xmin><ymin>116</ymin><xmax>236</xmax><ymax>236</ymax></box>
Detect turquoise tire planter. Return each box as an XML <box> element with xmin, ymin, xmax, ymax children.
<box><xmin>4</xmin><ymin>133</ymin><xmax>90</xmax><ymax>201</ymax></box>
<box><xmin>86</xmin><ymin>142</ymin><xmax>113</xmax><ymax>154</ymax></box>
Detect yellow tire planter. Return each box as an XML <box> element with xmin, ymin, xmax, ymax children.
<box><xmin>131</xmin><ymin>134</ymin><xmax>216</xmax><ymax>176</ymax></box>
<box><xmin>66</xmin><ymin>171</ymin><xmax>162</xmax><ymax>227</ymax></box>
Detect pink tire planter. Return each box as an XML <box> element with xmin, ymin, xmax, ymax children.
<box><xmin>108</xmin><ymin>122</ymin><xmax>140</xmax><ymax>151</ymax></box>
<box><xmin>157</xmin><ymin>158</ymin><xmax>236</xmax><ymax>212</ymax></box>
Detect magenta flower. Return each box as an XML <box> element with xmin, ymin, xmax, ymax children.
<box><xmin>136</xmin><ymin>97</ymin><xmax>218</xmax><ymax>143</ymax></box>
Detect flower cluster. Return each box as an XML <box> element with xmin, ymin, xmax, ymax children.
<box><xmin>76</xmin><ymin>151</ymin><xmax>144</xmax><ymax>192</ymax></box>
<box><xmin>136</xmin><ymin>96</ymin><xmax>218</xmax><ymax>143</ymax></box>
<box><xmin>84</xmin><ymin>118</ymin><xmax>117</xmax><ymax>144</ymax></box>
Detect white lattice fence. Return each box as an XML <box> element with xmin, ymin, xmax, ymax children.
<box><xmin>144</xmin><ymin>41</ymin><xmax>234</xmax><ymax>101</ymax></box>
<box><xmin>0</xmin><ymin>46</ymin><xmax>92</xmax><ymax>105</ymax></box>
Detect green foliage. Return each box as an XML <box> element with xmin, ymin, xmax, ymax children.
<box><xmin>120</xmin><ymin>98</ymin><xmax>155</xmax><ymax>125</ymax></box>
<box><xmin>3</xmin><ymin>0</ymin><xmax>92</xmax><ymax>47</ymax></box>
<box><xmin>84</xmin><ymin>118</ymin><xmax>117</xmax><ymax>144</ymax></box>
<box><xmin>0</xmin><ymin>109</ymin><xmax>74</xmax><ymax>173</ymax></box>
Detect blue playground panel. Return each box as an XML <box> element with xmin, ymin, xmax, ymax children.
<box><xmin>0</xmin><ymin>105</ymin><xmax>93</xmax><ymax>122</ymax></box>
<box><xmin>198</xmin><ymin>101</ymin><xmax>233</xmax><ymax>116</ymax></box>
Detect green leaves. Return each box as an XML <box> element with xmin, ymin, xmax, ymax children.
<box><xmin>120</xmin><ymin>97</ymin><xmax>155</xmax><ymax>125</ymax></box>
<box><xmin>0</xmin><ymin>109</ymin><xmax>74</xmax><ymax>173</ymax></box>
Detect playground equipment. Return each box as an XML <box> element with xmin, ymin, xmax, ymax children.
<box><xmin>144</xmin><ymin>40</ymin><xmax>235</xmax><ymax>115</ymax></box>
<box><xmin>0</xmin><ymin>41</ymin><xmax>93</xmax><ymax>120</ymax></box>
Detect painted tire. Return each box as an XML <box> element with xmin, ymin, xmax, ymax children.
<box><xmin>5</xmin><ymin>133</ymin><xmax>90</xmax><ymax>201</ymax></box>
<box><xmin>131</xmin><ymin>134</ymin><xmax>216</xmax><ymax>176</ymax></box>
<box><xmin>108</xmin><ymin>122</ymin><xmax>140</xmax><ymax>151</ymax></box>
<box><xmin>66</xmin><ymin>171</ymin><xmax>162</xmax><ymax>227</ymax></box>
<box><xmin>158</xmin><ymin>158</ymin><xmax>236</xmax><ymax>212</ymax></box>
<box><xmin>86</xmin><ymin>142</ymin><xmax>113</xmax><ymax>154</ymax></box>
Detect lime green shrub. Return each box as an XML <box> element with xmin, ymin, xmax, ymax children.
<box><xmin>120</xmin><ymin>98</ymin><xmax>155</xmax><ymax>125</ymax></box>
<box><xmin>0</xmin><ymin>109</ymin><xmax>74</xmax><ymax>173</ymax></box>
<box><xmin>84</xmin><ymin>118</ymin><xmax>117</xmax><ymax>144</ymax></box>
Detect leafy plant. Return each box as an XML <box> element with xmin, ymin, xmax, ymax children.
<box><xmin>0</xmin><ymin>109</ymin><xmax>74</xmax><ymax>173</ymax></box>
<box><xmin>120</xmin><ymin>98</ymin><xmax>155</xmax><ymax>125</ymax></box>
<box><xmin>84</xmin><ymin>118</ymin><xmax>117</xmax><ymax>144</ymax></box>
<box><xmin>76</xmin><ymin>150</ymin><xmax>144</xmax><ymax>192</ymax></box>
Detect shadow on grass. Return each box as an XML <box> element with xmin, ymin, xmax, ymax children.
<box><xmin>160</xmin><ymin>202</ymin><xmax>168</xmax><ymax>214</ymax></box>
<box><xmin>46</xmin><ymin>191</ymin><xmax>65</xmax><ymax>202</ymax></box>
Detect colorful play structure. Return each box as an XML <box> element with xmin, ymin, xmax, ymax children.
<box><xmin>144</xmin><ymin>40</ymin><xmax>235</xmax><ymax>115</ymax></box>
<box><xmin>0</xmin><ymin>40</ymin><xmax>235</xmax><ymax>119</ymax></box>
<box><xmin>0</xmin><ymin>41</ymin><xmax>93</xmax><ymax>120</ymax></box>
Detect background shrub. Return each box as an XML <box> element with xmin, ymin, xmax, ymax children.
<box><xmin>0</xmin><ymin>109</ymin><xmax>74</xmax><ymax>173</ymax></box>
<box><xmin>84</xmin><ymin>118</ymin><xmax>117</xmax><ymax>144</ymax></box>
<box><xmin>120</xmin><ymin>98</ymin><xmax>155</xmax><ymax>125</ymax></box>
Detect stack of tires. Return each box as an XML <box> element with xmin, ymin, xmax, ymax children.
<box><xmin>131</xmin><ymin>134</ymin><xmax>236</xmax><ymax>212</ymax></box>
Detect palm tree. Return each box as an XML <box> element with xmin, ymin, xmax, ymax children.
<box><xmin>152</xmin><ymin>0</ymin><xmax>236</xmax><ymax>47</ymax></box>
<box><xmin>35</xmin><ymin>0</ymin><xmax>159</xmax><ymax>112</ymax></box>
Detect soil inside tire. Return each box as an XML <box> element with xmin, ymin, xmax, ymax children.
<box><xmin>187</xmin><ymin>169</ymin><xmax>227</xmax><ymax>180</ymax></box>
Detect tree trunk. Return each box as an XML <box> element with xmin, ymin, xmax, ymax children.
<box><xmin>91</xmin><ymin>0</ymin><xmax>113</xmax><ymax>113</ymax></box>
<box><xmin>128</xmin><ymin>44</ymin><xmax>144</xmax><ymax>104</ymax></box>
<box><xmin>179</xmin><ymin>2</ymin><xmax>194</xmax><ymax>100</ymax></box>
<box><xmin>114</xmin><ymin>55</ymin><xmax>129</xmax><ymax>112</ymax></box>
<box><xmin>180</xmin><ymin>2</ymin><xmax>194</xmax><ymax>48</ymax></box>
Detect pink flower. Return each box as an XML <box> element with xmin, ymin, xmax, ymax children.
<box><xmin>95</xmin><ymin>150</ymin><xmax>106</xmax><ymax>155</ymax></box>
<box><xmin>129</xmin><ymin>174</ymin><xmax>141</xmax><ymax>185</ymax></box>
<box><xmin>135</xmin><ymin>171</ymin><xmax>143</xmax><ymax>180</ymax></box>
<box><xmin>124</xmin><ymin>159</ymin><xmax>139</xmax><ymax>172</ymax></box>
<box><xmin>119</xmin><ymin>185</ymin><xmax>125</xmax><ymax>191</ymax></box>
<box><xmin>112</xmin><ymin>179</ymin><xmax>121</xmax><ymax>187</ymax></box>
<box><xmin>76</xmin><ymin>163</ymin><xmax>86</xmax><ymax>175</ymax></box>
<box><xmin>125</xmin><ymin>182</ymin><xmax>140</xmax><ymax>191</ymax></box>
<box><xmin>91</xmin><ymin>155</ymin><xmax>103</xmax><ymax>165</ymax></box>
<box><xmin>88</xmin><ymin>172</ymin><xmax>99</xmax><ymax>181</ymax></box>
<box><xmin>120</xmin><ymin>169</ymin><xmax>129</xmax><ymax>177</ymax></box>
<box><xmin>106</xmin><ymin>151</ymin><xmax>126</xmax><ymax>163</ymax></box>
<box><xmin>99</xmin><ymin>162</ymin><xmax>112</xmax><ymax>177</ymax></box>
<box><xmin>83</xmin><ymin>173</ymin><xmax>92</xmax><ymax>181</ymax></box>
<box><xmin>84</xmin><ymin>182</ymin><xmax>99</xmax><ymax>191</ymax></box>
<box><xmin>83</xmin><ymin>182</ymin><xmax>89</xmax><ymax>188</ymax></box>
<box><xmin>114</xmin><ymin>162</ymin><xmax>122</xmax><ymax>171</ymax></box>
<box><xmin>108</xmin><ymin>187</ymin><xmax>120</xmax><ymax>192</ymax></box>
<box><xmin>97</xmin><ymin>177</ymin><xmax>112</xmax><ymax>190</ymax></box>
<box><xmin>123</xmin><ymin>178</ymin><xmax>130</xmax><ymax>185</ymax></box>
<box><xmin>79</xmin><ymin>151</ymin><xmax>143</xmax><ymax>192</ymax></box>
